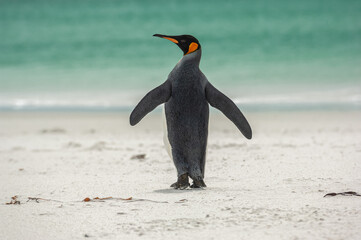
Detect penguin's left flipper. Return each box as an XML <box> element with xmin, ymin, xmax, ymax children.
<box><xmin>205</xmin><ymin>82</ymin><xmax>252</xmax><ymax>139</ymax></box>
<box><xmin>130</xmin><ymin>80</ymin><xmax>172</xmax><ymax>126</ymax></box>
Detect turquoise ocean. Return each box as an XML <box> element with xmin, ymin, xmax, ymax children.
<box><xmin>1</xmin><ymin>0</ymin><xmax>361</xmax><ymax>111</ymax></box>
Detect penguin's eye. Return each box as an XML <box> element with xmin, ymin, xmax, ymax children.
<box><xmin>180</xmin><ymin>40</ymin><xmax>186</xmax><ymax>43</ymax></box>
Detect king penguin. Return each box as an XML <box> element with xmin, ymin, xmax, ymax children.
<box><xmin>130</xmin><ymin>34</ymin><xmax>252</xmax><ymax>189</ymax></box>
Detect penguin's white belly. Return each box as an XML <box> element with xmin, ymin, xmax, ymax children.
<box><xmin>162</xmin><ymin>105</ymin><xmax>173</xmax><ymax>160</ymax></box>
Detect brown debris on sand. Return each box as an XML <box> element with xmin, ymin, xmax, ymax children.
<box><xmin>83</xmin><ymin>196</ymin><xmax>132</xmax><ymax>202</ymax></box>
<box><xmin>130</xmin><ymin>154</ymin><xmax>146</xmax><ymax>160</ymax></box>
<box><xmin>6</xmin><ymin>196</ymin><xmax>20</xmax><ymax>205</ymax></box>
<box><xmin>324</xmin><ymin>191</ymin><xmax>361</xmax><ymax>197</ymax></box>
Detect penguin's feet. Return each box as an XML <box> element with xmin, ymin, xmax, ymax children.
<box><xmin>190</xmin><ymin>179</ymin><xmax>207</xmax><ymax>188</ymax></box>
<box><xmin>170</xmin><ymin>173</ymin><xmax>189</xmax><ymax>190</ymax></box>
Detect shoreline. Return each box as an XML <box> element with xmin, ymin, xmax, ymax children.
<box><xmin>0</xmin><ymin>102</ymin><xmax>360</xmax><ymax>112</ymax></box>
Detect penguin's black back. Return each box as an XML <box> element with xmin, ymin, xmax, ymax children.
<box><xmin>164</xmin><ymin>52</ymin><xmax>209</xmax><ymax>179</ymax></box>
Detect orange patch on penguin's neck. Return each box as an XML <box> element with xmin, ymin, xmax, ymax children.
<box><xmin>185</xmin><ymin>42</ymin><xmax>198</xmax><ymax>55</ymax></box>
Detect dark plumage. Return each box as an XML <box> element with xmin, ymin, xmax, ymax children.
<box><xmin>130</xmin><ymin>34</ymin><xmax>252</xmax><ymax>189</ymax></box>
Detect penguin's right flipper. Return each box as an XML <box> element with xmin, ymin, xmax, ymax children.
<box><xmin>130</xmin><ymin>80</ymin><xmax>172</xmax><ymax>126</ymax></box>
<box><xmin>205</xmin><ymin>82</ymin><xmax>252</xmax><ymax>139</ymax></box>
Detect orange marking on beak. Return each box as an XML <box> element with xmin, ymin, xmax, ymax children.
<box><xmin>162</xmin><ymin>37</ymin><xmax>178</xmax><ymax>44</ymax></box>
<box><xmin>186</xmin><ymin>42</ymin><xmax>198</xmax><ymax>55</ymax></box>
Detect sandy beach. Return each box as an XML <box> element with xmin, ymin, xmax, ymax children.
<box><xmin>0</xmin><ymin>111</ymin><xmax>360</xmax><ymax>240</ymax></box>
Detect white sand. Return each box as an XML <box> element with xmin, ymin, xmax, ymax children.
<box><xmin>0</xmin><ymin>111</ymin><xmax>360</xmax><ymax>240</ymax></box>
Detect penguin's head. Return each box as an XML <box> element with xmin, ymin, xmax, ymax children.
<box><xmin>153</xmin><ymin>34</ymin><xmax>201</xmax><ymax>55</ymax></box>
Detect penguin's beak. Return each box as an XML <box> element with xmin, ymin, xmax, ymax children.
<box><xmin>153</xmin><ymin>34</ymin><xmax>179</xmax><ymax>44</ymax></box>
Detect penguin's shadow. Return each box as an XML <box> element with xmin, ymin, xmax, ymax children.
<box><xmin>153</xmin><ymin>188</ymin><xmax>205</xmax><ymax>194</ymax></box>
